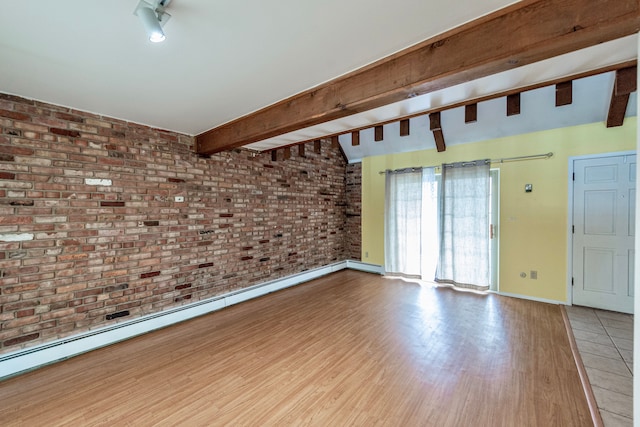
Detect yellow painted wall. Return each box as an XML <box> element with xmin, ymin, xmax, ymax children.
<box><xmin>362</xmin><ymin>118</ymin><xmax>637</xmax><ymax>302</ymax></box>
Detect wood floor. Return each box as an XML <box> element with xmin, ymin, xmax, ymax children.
<box><xmin>0</xmin><ymin>270</ymin><xmax>591</xmax><ymax>426</ymax></box>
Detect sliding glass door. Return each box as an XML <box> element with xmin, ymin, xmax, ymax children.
<box><xmin>384</xmin><ymin>168</ymin><xmax>499</xmax><ymax>291</ymax></box>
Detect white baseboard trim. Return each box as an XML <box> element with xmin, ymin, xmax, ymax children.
<box><xmin>0</xmin><ymin>261</ymin><xmax>348</xmax><ymax>380</ymax></box>
<box><xmin>496</xmin><ymin>291</ymin><xmax>565</xmax><ymax>306</ymax></box>
<box><xmin>346</xmin><ymin>260</ymin><xmax>384</xmax><ymax>274</ymax></box>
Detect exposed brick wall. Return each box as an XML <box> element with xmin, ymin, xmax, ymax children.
<box><xmin>0</xmin><ymin>93</ymin><xmax>347</xmax><ymax>353</ymax></box>
<box><xmin>345</xmin><ymin>162</ymin><xmax>361</xmax><ymax>260</ymax></box>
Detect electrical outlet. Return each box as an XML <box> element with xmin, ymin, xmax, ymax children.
<box><xmin>174</xmin><ymin>196</ymin><xmax>184</xmax><ymax>202</ymax></box>
<box><xmin>365</xmin><ymin>251</ymin><xmax>369</xmax><ymax>258</ymax></box>
<box><xmin>530</xmin><ymin>270</ymin><xmax>537</xmax><ymax>280</ymax></box>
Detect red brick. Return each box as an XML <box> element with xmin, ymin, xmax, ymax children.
<box><xmin>74</xmin><ymin>288</ymin><xmax>103</xmax><ymax>298</ymax></box>
<box><xmin>58</xmin><ymin>253</ymin><xmax>88</xmax><ymax>261</ymax></box>
<box><xmin>3</xmin><ymin>284</ymin><xmax>40</xmax><ymax>294</ymax></box>
<box><xmin>140</xmin><ymin>271</ymin><xmax>161</xmax><ymax>279</ymax></box>
<box><xmin>21</xmin><ymin>320</ymin><xmax>56</xmax><ymax>334</ymax></box>
<box><xmin>102</xmin><ymin>269</ymin><xmax>128</xmax><ymax>278</ymax></box>
<box><xmin>0</xmin><ymin>172</ymin><xmax>15</xmax><ymax>180</ymax></box>
<box><xmin>0</xmin><ymin>145</ymin><xmax>34</xmax><ymax>156</ymax></box>
<box><xmin>0</xmin><ymin>216</ymin><xmax>32</xmax><ymax>225</ymax></box>
<box><xmin>75</xmin><ymin>302</ymin><xmax>105</xmax><ymax>313</ymax></box>
<box><xmin>16</xmin><ymin>309</ymin><xmax>35</xmax><ymax>318</ymax></box>
<box><xmin>3</xmin><ymin>300</ymin><xmax>38</xmax><ymax>311</ymax></box>
<box><xmin>3</xmin><ymin>333</ymin><xmax>40</xmax><ymax>347</ymax></box>
<box><xmin>40</xmin><ymin>308</ymin><xmax>75</xmax><ymax>321</ymax></box>
<box><xmin>4</xmin><ymin>315</ymin><xmax>40</xmax><ymax>328</ymax></box>
<box><xmin>54</xmin><ymin>112</ymin><xmax>84</xmax><ymax>123</ymax></box>
<box><xmin>100</xmin><ymin>201</ymin><xmax>125</xmax><ymax>207</ymax></box>
<box><xmin>50</xmin><ymin>128</ymin><xmax>81</xmax><ymax>138</ymax></box>
<box><xmin>0</xmin><ymin>109</ymin><xmax>30</xmax><ymax>121</ymax></box>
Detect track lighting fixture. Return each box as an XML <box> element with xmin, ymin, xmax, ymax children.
<box><xmin>134</xmin><ymin>0</ymin><xmax>172</xmax><ymax>43</ymax></box>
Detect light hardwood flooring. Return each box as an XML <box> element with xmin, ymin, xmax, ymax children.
<box><xmin>0</xmin><ymin>270</ymin><xmax>592</xmax><ymax>426</ymax></box>
<box><xmin>566</xmin><ymin>306</ymin><xmax>633</xmax><ymax>427</ymax></box>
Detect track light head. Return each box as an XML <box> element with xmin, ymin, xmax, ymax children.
<box><xmin>134</xmin><ymin>0</ymin><xmax>171</xmax><ymax>43</ymax></box>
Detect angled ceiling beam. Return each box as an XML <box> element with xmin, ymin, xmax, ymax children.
<box><xmin>607</xmin><ymin>93</ymin><xmax>630</xmax><ymax>127</ymax></box>
<box><xmin>433</xmin><ymin>131</ymin><xmax>446</xmax><ymax>153</ymax></box>
<box><xmin>195</xmin><ymin>0</ymin><xmax>640</xmax><ymax>155</ymax></box>
<box><xmin>615</xmin><ymin>65</ymin><xmax>637</xmax><ymax>95</ymax></box>
<box><xmin>430</xmin><ymin>112</ymin><xmax>446</xmax><ymax>152</ymax></box>
<box><xmin>607</xmin><ymin>65</ymin><xmax>637</xmax><ymax>127</ymax></box>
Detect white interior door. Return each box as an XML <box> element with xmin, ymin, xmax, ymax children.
<box><xmin>572</xmin><ymin>154</ymin><xmax>635</xmax><ymax>314</ymax></box>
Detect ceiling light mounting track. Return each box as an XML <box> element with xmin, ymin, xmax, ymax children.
<box><xmin>134</xmin><ymin>0</ymin><xmax>172</xmax><ymax>43</ymax></box>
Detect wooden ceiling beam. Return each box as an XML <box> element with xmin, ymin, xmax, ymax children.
<box><xmin>374</xmin><ymin>125</ymin><xmax>384</xmax><ymax>142</ymax></box>
<box><xmin>507</xmin><ymin>93</ymin><xmax>521</xmax><ymax>116</ymax></box>
<box><xmin>555</xmin><ymin>81</ymin><xmax>573</xmax><ymax>106</ymax></box>
<box><xmin>465</xmin><ymin>104</ymin><xmax>477</xmax><ymax>123</ymax></box>
<box><xmin>607</xmin><ymin>66</ymin><xmax>637</xmax><ymax>127</ymax></box>
<box><xmin>615</xmin><ymin>65</ymin><xmax>637</xmax><ymax>95</ymax></box>
<box><xmin>351</xmin><ymin>131</ymin><xmax>360</xmax><ymax>146</ymax></box>
<box><xmin>433</xmin><ymin>130</ymin><xmax>446</xmax><ymax>153</ymax></box>
<box><xmin>429</xmin><ymin>112</ymin><xmax>442</xmax><ymax>131</ymax></box>
<box><xmin>243</xmin><ymin>61</ymin><xmax>635</xmax><ymax>155</ymax></box>
<box><xmin>606</xmin><ymin>93</ymin><xmax>630</xmax><ymax>127</ymax></box>
<box><xmin>399</xmin><ymin>119</ymin><xmax>410</xmax><ymax>137</ymax></box>
<box><xmin>317</xmin><ymin>60</ymin><xmax>634</xmax><ymax>140</ymax></box>
<box><xmin>430</xmin><ymin>112</ymin><xmax>446</xmax><ymax>152</ymax></box>
<box><xmin>195</xmin><ymin>0</ymin><xmax>640</xmax><ymax>154</ymax></box>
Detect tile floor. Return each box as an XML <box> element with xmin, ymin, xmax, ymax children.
<box><xmin>565</xmin><ymin>305</ymin><xmax>633</xmax><ymax>427</ymax></box>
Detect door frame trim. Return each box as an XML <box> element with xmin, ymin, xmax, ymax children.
<box><xmin>566</xmin><ymin>150</ymin><xmax>636</xmax><ymax>306</ymax></box>
<box><xmin>490</xmin><ymin>168</ymin><xmax>500</xmax><ymax>292</ymax></box>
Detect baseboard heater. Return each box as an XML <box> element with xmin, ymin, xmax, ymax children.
<box><xmin>0</xmin><ymin>260</ymin><xmax>383</xmax><ymax>380</ymax></box>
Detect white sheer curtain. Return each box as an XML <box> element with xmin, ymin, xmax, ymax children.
<box><xmin>436</xmin><ymin>160</ymin><xmax>491</xmax><ymax>290</ymax></box>
<box><xmin>384</xmin><ymin>168</ymin><xmax>438</xmax><ymax>280</ymax></box>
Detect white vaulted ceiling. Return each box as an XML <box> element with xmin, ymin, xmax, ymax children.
<box><xmin>0</xmin><ymin>1</ymin><xmax>637</xmax><ymax>162</ymax></box>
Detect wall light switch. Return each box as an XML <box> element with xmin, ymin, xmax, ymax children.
<box><xmin>174</xmin><ymin>196</ymin><xmax>184</xmax><ymax>202</ymax></box>
<box><xmin>525</xmin><ymin>184</ymin><xmax>532</xmax><ymax>193</ymax></box>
